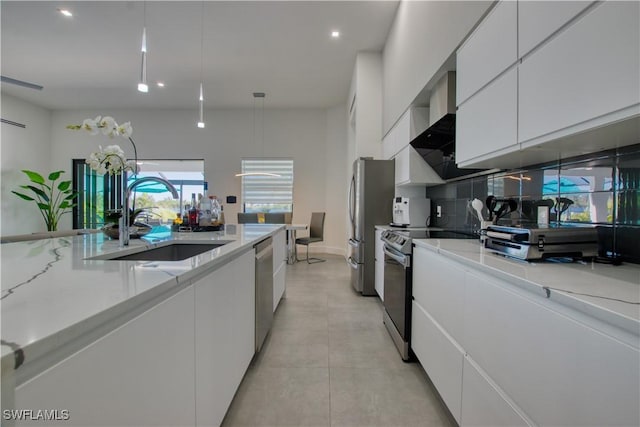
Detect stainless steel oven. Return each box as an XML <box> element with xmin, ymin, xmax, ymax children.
<box><xmin>382</xmin><ymin>240</ymin><xmax>412</xmax><ymax>361</ymax></box>
<box><xmin>381</xmin><ymin>229</ymin><xmax>477</xmax><ymax>361</ymax></box>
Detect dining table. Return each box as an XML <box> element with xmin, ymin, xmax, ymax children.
<box><xmin>285</xmin><ymin>223</ymin><xmax>308</xmax><ymax>264</ymax></box>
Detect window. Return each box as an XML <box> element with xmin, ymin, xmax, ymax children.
<box><xmin>241</xmin><ymin>159</ymin><xmax>293</xmax><ymax>213</ymax></box>
<box><xmin>73</xmin><ymin>159</ymin><xmax>205</xmax><ymax>228</ymax></box>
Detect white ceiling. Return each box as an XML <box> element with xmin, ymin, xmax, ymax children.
<box><xmin>1</xmin><ymin>1</ymin><xmax>399</xmax><ymax>110</ymax></box>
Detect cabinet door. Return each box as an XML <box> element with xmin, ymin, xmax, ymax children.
<box><xmin>518</xmin><ymin>1</ymin><xmax>640</xmax><ymax>144</ymax></box>
<box><xmin>456</xmin><ymin>67</ymin><xmax>518</xmax><ymax>165</ymax></box>
<box><xmin>15</xmin><ymin>288</ymin><xmax>196</xmax><ymax>427</ymax></box>
<box><xmin>456</xmin><ymin>1</ymin><xmax>517</xmax><ymax>104</ymax></box>
<box><xmin>394</xmin><ymin>146</ymin><xmax>410</xmax><ymax>185</ymax></box>
<box><xmin>412</xmin><ymin>301</ymin><xmax>464</xmax><ymax>424</ymax></box>
<box><xmin>273</xmin><ymin>228</ymin><xmax>286</xmax><ymax>311</ymax></box>
<box><xmin>518</xmin><ymin>1</ymin><xmax>594</xmax><ymax>58</ymax></box>
<box><xmin>464</xmin><ymin>270</ymin><xmax>640</xmax><ymax>427</ymax></box>
<box><xmin>461</xmin><ymin>356</ymin><xmax>531</xmax><ymax>427</ymax></box>
<box><xmin>195</xmin><ymin>250</ymin><xmax>255</xmax><ymax>427</ymax></box>
<box><xmin>374</xmin><ymin>229</ymin><xmax>384</xmax><ymax>300</ymax></box>
<box><xmin>412</xmin><ymin>245</ymin><xmax>465</xmax><ymax>345</ymax></box>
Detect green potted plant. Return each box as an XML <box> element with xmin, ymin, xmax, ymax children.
<box><xmin>11</xmin><ymin>170</ymin><xmax>78</xmax><ymax>232</ymax></box>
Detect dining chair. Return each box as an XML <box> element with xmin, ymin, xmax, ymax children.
<box><xmin>295</xmin><ymin>212</ymin><xmax>326</xmax><ymax>264</ymax></box>
<box><xmin>264</xmin><ymin>213</ymin><xmax>285</xmax><ymax>224</ymax></box>
<box><xmin>237</xmin><ymin>213</ymin><xmax>259</xmax><ymax>224</ymax></box>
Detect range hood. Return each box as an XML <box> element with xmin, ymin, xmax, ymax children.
<box><xmin>410</xmin><ymin>72</ymin><xmax>490</xmax><ymax>181</ymax></box>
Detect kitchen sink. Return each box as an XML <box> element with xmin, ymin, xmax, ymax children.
<box><xmin>100</xmin><ymin>242</ymin><xmax>229</xmax><ymax>261</ymax></box>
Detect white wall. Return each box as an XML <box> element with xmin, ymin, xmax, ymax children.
<box><xmin>382</xmin><ymin>0</ymin><xmax>491</xmax><ymax>134</ymax></box>
<box><xmin>325</xmin><ymin>105</ymin><xmax>348</xmax><ymax>255</ymax></box>
<box><xmin>354</xmin><ymin>52</ymin><xmax>383</xmax><ymax>159</ymax></box>
<box><xmin>1</xmin><ymin>94</ymin><xmax>53</xmax><ymax>234</ymax></box>
<box><xmin>47</xmin><ymin>106</ymin><xmax>348</xmax><ymax>255</ymax></box>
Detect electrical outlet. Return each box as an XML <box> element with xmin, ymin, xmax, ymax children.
<box><xmin>436</xmin><ymin>205</ymin><xmax>442</xmax><ymax>218</ymax></box>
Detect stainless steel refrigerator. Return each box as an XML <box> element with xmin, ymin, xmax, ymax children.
<box><xmin>347</xmin><ymin>157</ymin><xmax>395</xmax><ymax>295</ymax></box>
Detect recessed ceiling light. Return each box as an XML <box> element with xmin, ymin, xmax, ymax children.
<box><xmin>58</xmin><ymin>9</ymin><xmax>73</xmax><ymax>17</ymax></box>
<box><xmin>157</xmin><ymin>82</ymin><xmax>165</xmax><ymax>87</ymax></box>
<box><xmin>331</xmin><ymin>31</ymin><xmax>340</xmax><ymax>38</ymax></box>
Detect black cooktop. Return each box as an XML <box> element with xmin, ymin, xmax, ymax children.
<box><xmin>398</xmin><ymin>229</ymin><xmax>478</xmax><ymax>240</ymax></box>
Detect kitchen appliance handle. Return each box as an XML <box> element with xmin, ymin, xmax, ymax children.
<box><xmin>348</xmin><ymin>238</ymin><xmax>359</xmax><ymax>248</ymax></box>
<box><xmin>347</xmin><ymin>257</ymin><xmax>358</xmax><ymax>269</ymax></box>
<box><xmin>348</xmin><ymin>175</ymin><xmax>355</xmax><ymax>224</ymax></box>
<box><xmin>383</xmin><ymin>245</ymin><xmax>409</xmax><ymax>266</ymax></box>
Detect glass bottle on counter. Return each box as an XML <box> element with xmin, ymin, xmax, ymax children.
<box><xmin>189</xmin><ymin>193</ymin><xmax>198</xmax><ymax>227</ymax></box>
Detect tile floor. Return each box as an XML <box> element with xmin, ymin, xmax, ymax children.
<box><xmin>222</xmin><ymin>254</ymin><xmax>455</xmax><ymax>427</ymax></box>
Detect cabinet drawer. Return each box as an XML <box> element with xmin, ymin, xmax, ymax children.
<box><xmin>518</xmin><ymin>1</ymin><xmax>640</xmax><ymax>144</ymax></box>
<box><xmin>456</xmin><ymin>67</ymin><xmax>518</xmax><ymax>164</ymax></box>
<box><xmin>412</xmin><ymin>245</ymin><xmax>465</xmax><ymax>345</ymax></box>
<box><xmin>464</xmin><ymin>270</ymin><xmax>640</xmax><ymax>426</ymax></box>
<box><xmin>461</xmin><ymin>356</ymin><xmax>531</xmax><ymax>427</ymax></box>
<box><xmin>456</xmin><ymin>1</ymin><xmax>517</xmax><ymax>104</ymax></box>
<box><xmin>412</xmin><ymin>301</ymin><xmax>463</xmax><ymax>424</ymax></box>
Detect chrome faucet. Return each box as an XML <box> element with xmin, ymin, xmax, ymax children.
<box><xmin>120</xmin><ymin>176</ymin><xmax>179</xmax><ymax>247</ymax></box>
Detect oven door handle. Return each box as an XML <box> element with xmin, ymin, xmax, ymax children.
<box><xmin>383</xmin><ymin>245</ymin><xmax>409</xmax><ymax>267</ymax></box>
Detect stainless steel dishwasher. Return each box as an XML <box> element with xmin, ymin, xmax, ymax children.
<box><xmin>254</xmin><ymin>237</ymin><xmax>273</xmax><ymax>352</ymax></box>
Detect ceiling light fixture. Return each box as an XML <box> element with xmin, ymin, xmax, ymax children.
<box><xmin>197</xmin><ymin>1</ymin><xmax>205</xmax><ymax>129</ymax></box>
<box><xmin>235</xmin><ymin>93</ymin><xmax>281</xmax><ymax>178</ymax></box>
<box><xmin>157</xmin><ymin>82</ymin><xmax>165</xmax><ymax>87</ymax></box>
<box><xmin>58</xmin><ymin>9</ymin><xmax>73</xmax><ymax>17</ymax></box>
<box><xmin>331</xmin><ymin>30</ymin><xmax>340</xmax><ymax>38</ymax></box>
<box><xmin>137</xmin><ymin>3</ymin><xmax>148</xmax><ymax>93</ymax></box>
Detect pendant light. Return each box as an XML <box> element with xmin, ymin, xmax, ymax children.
<box><xmin>196</xmin><ymin>1</ymin><xmax>205</xmax><ymax>128</ymax></box>
<box><xmin>236</xmin><ymin>93</ymin><xmax>281</xmax><ymax>177</ymax></box>
<box><xmin>137</xmin><ymin>2</ymin><xmax>148</xmax><ymax>93</ymax></box>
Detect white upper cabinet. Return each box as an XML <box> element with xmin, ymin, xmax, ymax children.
<box><xmin>456</xmin><ymin>1</ymin><xmax>517</xmax><ymax>105</ymax></box>
<box><xmin>382</xmin><ymin>107</ymin><xmax>429</xmax><ymax>160</ymax></box>
<box><xmin>518</xmin><ymin>1</ymin><xmax>640</xmax><ymax>145</ymax></box>
<box><xmin>456</xmin><ymin>68</ymin><xmax>518</xmax><ymax>165</ymax></box>
<box><xmin>518</xmin><ymin>1</ymin><xmax>595</xmax><ymax>58</ymax></box>
<box><xmin>394</xmin><ymin>145</ymin><xmax>444</xmax><ymax>186</ymax></box>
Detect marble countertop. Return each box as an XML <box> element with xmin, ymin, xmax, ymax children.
<box><xmin>1</xmin><ymin>224</ymin><xmax>283</xmax><ymax>371</ymax></box>
<box><xmin>414</xmin><ymin>238</ymin><xmax>640</xmax><ymax>336</ymax></box>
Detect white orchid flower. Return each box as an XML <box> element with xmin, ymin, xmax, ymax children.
<box><xmin>86</xmin><ymin>144</ymin><xmax>134</xmax><ymax>175</ymax></box>
<box><xmin>117</xmin><ymin>122</ymin><xmax>133</xmax><ymax>138</ymax></box>
<box><xmin>99</xmin><ymin>116</ymin><xmax>118</xmax><ymax>138</ymax></box>
<box><xmin>82</xmin><ymin>116</ymin><xmax>101</xmax><ymax>135</ymax></box>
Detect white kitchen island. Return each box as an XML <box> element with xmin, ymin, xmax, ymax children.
<box><xmin>411</xmin><ymin>238</ymin><xmax>640</xmax><ymax>427</ymax></box>
<box><xmin>0</xmin><ymin>224</ymin><xmax>285</xmax><ymax>427</ymax></box>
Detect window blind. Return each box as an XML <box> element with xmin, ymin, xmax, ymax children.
<box><xmin>241</xmin><ymin>159</ymin><xmax>294</xmax><ymax>206</ymax></box>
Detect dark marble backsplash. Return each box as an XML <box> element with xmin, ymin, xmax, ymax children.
<box><xmin>426</xmin><ymin>144</ymin><xmax>640</xmax><ymax>263</ymax></box>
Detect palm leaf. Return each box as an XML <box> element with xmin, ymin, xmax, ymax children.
<box><xmin>22</xmin><ymin>170</ymin><xmax>45</xmax><ymax>185</ymax></box>
<box><xmin>12</xmin><ymin>191</ymin><xmax>35</xmax><ymax>201</ymax></box>
<box><xmin>48</xmin><ymin>171</ymin><xmax>65</xmax><ymax>181</ymax></box>
<box><xmin>20</xmin><ymin>185</ymin><xmax>49</xmax><ymax>201</ymax></box>
<box><xmin>57</xmin><ymin>180</ymin><xmax>71</xmax><ymax>191</ymax></box>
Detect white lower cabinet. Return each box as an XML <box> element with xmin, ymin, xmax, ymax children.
<box><xmin>461</xmin><ymin>356</ymin><xmax>531</xmax><ymax>427</ymax></box>
<box><xmin>273</xmin><ymin>228</ymin><xmax>286</xmax><ymax>311</ymax></box>
<box><xmin>411</xmin><ymin>301</ymin><xmax>463</xmax><ymax>424</ymax></box>
<box><xmin>374</xmin><ymin>228</ymin><xmax>384</xmax><ymax>300</ymax></box>
<box><xmin>464</xmin><ymin>270</ymin><xmax>640</xmax><ymax>427</ymax></box>
<box><xmin>195</xmin><ymin>250</ymin><xmax>255</xmax><ymax>427</ymax></box>
<box><xmin>15</xmin><ymin>287</ymin><xmax>196</xmax><ymax>427</ymax></box>
<box><xmin>413</xmin><ymin>245</ymin><xmax>465</xmax><ymax>344</ymax></box>
<box><xmin>15</xmin><ymin>250</ymin><xmax>258</xmax><ymax>427</ymax></box>
<box><xmin>412</xmin><ymin>245</ymin><xmax>640</xmax><ymax>427</ymax></box>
